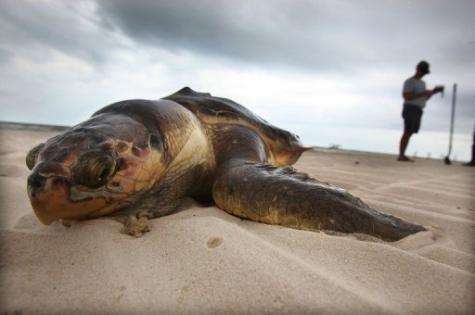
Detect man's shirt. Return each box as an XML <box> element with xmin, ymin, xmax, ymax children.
<box><xmin>403</xmin><ymin>77</ymin><xmax>427</xmax><ymax>109</ymax></box>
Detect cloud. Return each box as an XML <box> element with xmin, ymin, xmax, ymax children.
<box><xmin>0</xmin><ymin>0</ymin><xmax>124</xmax><ymax>65</ymax></box>
<box><xmin>0</xmin><ymin>0</ymin><xmax>473</xmax><ymax>159</ymax></box>
<box><xmin>96</xmin><ymin>0</ymin><xmax>475</xmax><ymax>73</ymax></box>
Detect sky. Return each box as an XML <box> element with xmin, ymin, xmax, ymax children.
<box><xmin>1</xmin><ymin>0</ymin><xmax>474</xmax><ymax>158</ymax></box>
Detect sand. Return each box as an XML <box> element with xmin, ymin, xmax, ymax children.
<box><xmin>0</xmin><ymin>125</ymin><xmax>474</xmax><ymax>314</ymax></box>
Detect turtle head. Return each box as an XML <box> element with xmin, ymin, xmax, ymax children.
<box><xmin>26</xmin><ymin>122</ymin><xmax>166</xmax><ymax>225</ymax></box>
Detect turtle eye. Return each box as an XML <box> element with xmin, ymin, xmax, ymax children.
<box><xmin>149</xmin><ymin>133</ymin><xmax>163</xmax><ymax>151</ymax></box>
<box><xmin>26</xmin><ymin>143</ymin><xmax>45</xmax><ymax>170</ymax></box>
<box><xmin>72</xmin><ymin>151</ymin><xmax>116</xmax><ymax>188</ymax></box>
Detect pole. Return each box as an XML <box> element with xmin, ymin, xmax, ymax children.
<box><xmin>444</xmin><ymin>83</ymin><xmax>457</xmax><ymax>164</ymax></box>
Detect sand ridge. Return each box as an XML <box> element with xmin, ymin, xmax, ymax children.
<box><xmin>0</xmin><ymin>126</ymin><xmax>474</xmax><ymax>314</ymax></box>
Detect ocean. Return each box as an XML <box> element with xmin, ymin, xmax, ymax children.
<box><xmin>285</xmin><ymin>124</ymin><xmax>472</xmax><ymax>162</ymax></box>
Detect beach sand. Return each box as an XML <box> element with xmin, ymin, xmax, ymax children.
<box><xmin>1</xmin><ymin>125</ymin><xmax>474</xmax><ymax>314</ymax></box>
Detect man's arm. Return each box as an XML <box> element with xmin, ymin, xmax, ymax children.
<box><xmin>403</xmin><ymin>86</ymin><xmax>444</xmax><ymax>101</ymax></box>
<box><xmin>403</xmin><ymin>90</ymin><xmax>433</xmax><ymax>101</ymax></box>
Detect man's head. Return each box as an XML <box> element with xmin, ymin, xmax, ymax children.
<box><xmin>416</xmin><ymin>60</ymin><xmax>430</xmax><ymax>77</ymax></box>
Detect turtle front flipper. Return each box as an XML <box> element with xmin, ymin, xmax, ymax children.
<box><xmin>212</xmin><ymin>161</ymin><xmax>425</xmax><ymax>241</ymax></box>
<box><xmin>121</xmin><ymin>213</ymin><xmax>151</xmax><ymax>237</ymax></box>
<box><xmin>210</xmin><ymin>126</ymin><xmax>425</xmax><ymax>242</ymax></box>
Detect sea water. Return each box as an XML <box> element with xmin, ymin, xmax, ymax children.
<box><xmin>285</xmin><ymin>123</ymin><xmax>472</xmax><ymax>162</ymax></box>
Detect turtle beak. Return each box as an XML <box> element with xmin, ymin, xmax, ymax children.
<box><xmin>27</xmin><ymin>162</ymin><xmax>115</xmax><ymax>224</ymax></box>
<box><xmin>27</xmin><ymin>166</ymin><xmax>73</xmax><ymax>225</ymax></box>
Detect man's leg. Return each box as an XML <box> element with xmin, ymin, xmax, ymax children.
<box><xmin>398</xmin><ymin>130</ymin><xmax>414</xmax><ymax>161</ymax></box>
<box><xmin>399</xmin><ymin>105</ymin><xmax>420</xmax><ymax>162</ymax></box>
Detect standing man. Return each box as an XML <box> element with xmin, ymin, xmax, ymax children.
<box><xmin>398</xmin><ymin>61</ymin><xmax>444</xmax><ymax>161</ymax></box>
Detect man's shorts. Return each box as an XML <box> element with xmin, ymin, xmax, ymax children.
<box><xmin>402</xmin><ymin>104</ymin><xmax>423</xmax><ymax>134</ymax></box>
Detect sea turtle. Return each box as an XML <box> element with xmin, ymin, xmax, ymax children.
<box><xmin>26</xmin><ymin>87</ymin><xmax>425</xmax><ymax>240</ymax></box>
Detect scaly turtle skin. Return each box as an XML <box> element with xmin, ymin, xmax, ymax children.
<box><xmin>26</xmin><ymin>87</ymin><xmax>425</xmax><ymax>240</ymax></box>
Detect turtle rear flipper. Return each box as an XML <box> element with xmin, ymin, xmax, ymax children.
<box><xmin>211</xmin><ymin>126</ymin><xmax>425</xmax><ymax>242</ymax></box>
<box><xmin>213</xmin><ymin>161</ymin><xmax>425</xmax><ymax>241</ymax></box>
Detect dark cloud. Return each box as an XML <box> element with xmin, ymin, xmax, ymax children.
<box><xmin>95</xmin><ymin>0</ymin><xmax>360</xmax><ymax>72</ymax></box>
<box><xmin>2</xmin><ymin>0</ymin><xmax>473</xmax><ymax>75</ymax></box>
<box><xmin>96</xmin><ymin>0</ymin><xmax>475</xmax><ymax>73</ymax></box>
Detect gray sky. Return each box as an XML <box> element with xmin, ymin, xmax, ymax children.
<box><xmin>1</xmin><ymin>0</ymin><xmax>474</xmax><ymax>154</ymax></box>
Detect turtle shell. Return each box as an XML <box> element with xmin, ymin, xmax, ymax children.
<box><xmin>164</xmin><ymin>87</ymin><xmax>306</xmax><ymax>165</ymax></box>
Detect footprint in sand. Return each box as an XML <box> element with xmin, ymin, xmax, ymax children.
<box><xmin>207</xmin><ymin>236</ymin><xmax>223</xmax><ymax>249</ymax></box>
